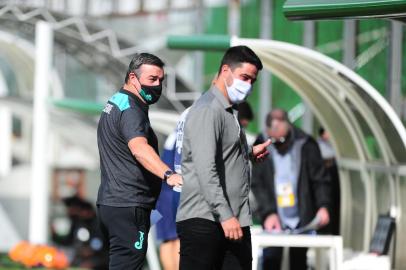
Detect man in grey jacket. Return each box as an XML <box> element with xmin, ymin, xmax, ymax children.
<box><xmin>176</xmin><ymin>46</ymin><xmax>271</xmax><ymax>270</ymax></box>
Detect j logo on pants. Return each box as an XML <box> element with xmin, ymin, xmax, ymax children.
<box><xmin>134</xmin><ymin>231</ymin><xmax>145</xmax><ymax>250</ymax></box>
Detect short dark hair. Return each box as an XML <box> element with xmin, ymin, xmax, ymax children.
<box><xmin>125</xmin><ymin>53</ymin><xmax>165</xmax><ymax>83</ymax></box>
<box><xmin>237</xmin><ymin>102</ymin><xmax>254</xmax><ymax>122</ymax></box>
<box><xmin>218</xmin><ymin>45</ymin><xmax>263</xmax><ymax>75</ymax></box>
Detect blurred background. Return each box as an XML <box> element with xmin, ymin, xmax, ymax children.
<box><xmin>0</xmin><ymin>0</ymin><xmax>406</xmax><ymax>269</ymax></box>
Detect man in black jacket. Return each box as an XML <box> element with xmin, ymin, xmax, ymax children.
<box><xmin>251</xmin><ymin>109</ymin><xmax>331</xmax><ymax>270</ymax></box>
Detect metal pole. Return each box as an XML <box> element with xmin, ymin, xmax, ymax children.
<box><xmin>29</xmin><ymin>21</ymin><xmax>53</xmax><ymax>244</ymax></box>
<box><xmin>195</xmin><ymin>0</ymin><xmax>204</xmax><ymax>92</ymax></box>
<box><xmin>302</xmin><ymin>21</ymin><xmax>315</xmax><ymax>134</ymax></box>
<box><xmin>0</xmin><ymin>70</ymin><xmax>11</xmax><ymax>177</ymax></box>
<box><xmin>388</xmin><ymin>21</ymin><xmax>403</xmax><ymax>116</ymax></box>
<box><xmin>343</xmin><ymin>20</ymin><xmax>356</xmax><ymax>69</ymax></box>
<box><xmin>259</xmin><ymin>0</ymin><xmax>272</xmax><ymax>131</ymax></box>
<box><xmin>228</xmin><ymin>0</ymin><xmax>240</xmax><ymax>36</ymax></box>
<box><xmin>0</xmin><ymin>108</ymin><xmax>12</xmax><ymax>178</ymax></box>
<box><xmin>167</xmin><ymin>35</ymin><xmax>231</xmax><ymax>51</ymax></box>
<box><xmin>341</xmin><ymin>19</ymin><xmax>356</xmax><ymax>245</ymax></box>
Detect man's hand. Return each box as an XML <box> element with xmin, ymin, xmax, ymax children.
<box><xmin>263</xmin><ymin>214</ymin><xmax>282</xmax><ymax>232</ymax></box>
<box><xmin>221</xmin><ymin>217</ymin><xmax>243</xmax><ymax>240</ymax></box>
<box><xmin>166</xmin><ymin>174</ymin><xmax>183</xmax><ymax>188</ymax></box>
<box><xmin>316</xmin><ymin>207</ymin><xmax>330</xmax><ymax>227</ymax></box>
<box><xmin>252</xmin><ymin>139</ymin><xmax>272</xmax><ymax>162</ymax></box>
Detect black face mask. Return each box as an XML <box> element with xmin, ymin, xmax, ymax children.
<box><xmin>270</xmin><ymin>137</ymin><xmax>286</xmax><ymax>146</ymax></box>
<box><xmin>139</xmin><ymin>84</ymin><xmax>162</xmax><ymax>105</ymax></box>
<box><xmin>271</xmin><ymin>130</ymin><xmax>293</xmax><ymax>155</ymax></box>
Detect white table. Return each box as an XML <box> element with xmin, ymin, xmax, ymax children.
<box><xmin>251</xmin><ymin>227</ymin><xmax>343</xmax><ymax>270</ymax></box>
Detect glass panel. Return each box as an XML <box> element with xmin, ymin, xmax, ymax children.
<box><xmin>344</xmin><ymin>99</ymin><xmax>383</xmax><ymax>160</ymax></box>
<box><xmin>348</xmin><ymin>170</ymin><xmax>366</xmax><ymax>251</ymax></box>
<box><xmin>350</xmin><ymin>82</ymin><xmax>406</xmax><ymax>162</ymax></box>
<box><xmin>374</xmin><ymin>173</ymin><xmax>392</xmax><ymax>214</ymax></box>
<box><xmin>12</xmin><ymin>115</ymin><xmax>22</xmax><ymax>138</ymax></box>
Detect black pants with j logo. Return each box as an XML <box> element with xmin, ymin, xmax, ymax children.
<box><xmin>97</xmin><ymin>205</ymin><xmax>151</xmax><ymax>270</ymax></box>
<box><xmin>177</xmin><ymin>218</ymin><xmax>252</xmax><ymax>270</ymax></box>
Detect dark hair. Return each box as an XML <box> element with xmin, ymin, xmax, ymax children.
<box><xmin>265</xmin><ymin>108</ymin><xmax>289</xmax><ymax>127</ymax></box>
<box><xmin>237</xmin><ymin>102</ymin><xmax>254</xmax><ymax>121</ymax></box>
<box><xmin>124</xmin><ymin>53</ymin><xmax>165</xmax><ymax>83</ymax></box>
<box><xmin>319</xmin><ymin>127</ymin><xmax>325</xmax><ymax>136</ymax></box>
<box><xmin>218</xmin><ymin>45</ymin><xmax>263</xmax><ymax>75</ymax></box>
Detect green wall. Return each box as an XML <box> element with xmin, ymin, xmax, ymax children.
<box><xmin>316</xmin><ymin>21</ymin><xmax>343</xmax><ymax>61</ymax></box>
<box><xmin>203</xmin><ymin>5</ymin><xmax>228</xmax><ymax>85</ymax></box>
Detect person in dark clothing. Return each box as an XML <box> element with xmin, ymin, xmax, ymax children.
<box><xmin>96</xmin><ymin>53</ymin><xmax>183</xmax><ymax>270</ymax></box>
<box><xmin>317</xmin><ymin>127</ymin><xmax>340</xmax><ymax>236</ymax></box>
<box><xmin>237</xmin><ymin>101</ymin><xmax>254</xmax><ymax>129</ymax></box>
<box><xmin>251</xmin><ymin>109</ymin><xmax>331</xmax><ymax>270</ymax></box>
<box><xmin>51</xmin><ymin>196</ymin><xmax>109</xmax><ymax>269</ymax></box>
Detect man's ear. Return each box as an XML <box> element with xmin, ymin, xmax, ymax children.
<box><xmin>128</xmin><ymin>72</ymin><xmax>136</xmax><ymax>82</ymax></box>
<box><xmin>221</xmin><ymin>64</ymin><xmax>230</xmax><ymax>74</ymax></box>
<box><xmin>129</xmin><ymin>72</ymin><xmax>141</xmax><ymax>89</ymax></box>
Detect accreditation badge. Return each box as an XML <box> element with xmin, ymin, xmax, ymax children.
<box><xmin>276</xmin><ymin>182</ymin><xmax>295</xmax><ymax>208</ymax></box>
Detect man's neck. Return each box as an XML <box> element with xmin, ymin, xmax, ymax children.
<box><xmin>214</xmin><ymin>77</ymin><xmax>231</xmax><ymax>104</ymax></box>
<box><xmin>122</xmin><ymin>83</ymin><xmax>146</xmax><ymax>104</ymax></box>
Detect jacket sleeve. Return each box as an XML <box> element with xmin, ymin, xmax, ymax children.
<box><xmin>187</xmin><ymin>107</ymin><xmax>233</xmax><ymax>222</ymax></box>
<box><xmin>304</xmin><ymin>138</ymin><xmax>331</xmax><ymax>210</ymax></box>
<box><xmin>251</xmin><ymin>158</ymin><xmax>278</xmax><ymax>225</ymax></box>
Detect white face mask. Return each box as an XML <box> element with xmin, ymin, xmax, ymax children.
<box><xmin>224</xmin><ymin>73</ymin><xmax>252</xmax><ymax>104</ymax></box>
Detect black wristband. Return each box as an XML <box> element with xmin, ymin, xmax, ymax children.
<box><xmin>163</xmin><ymin>170</ymin><xmax>174</xmax><ymax>181</ymax></box>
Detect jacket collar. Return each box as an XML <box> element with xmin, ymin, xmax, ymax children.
<box><xmin>210</xmin><ymin>86</ymin><xmax>233</xmax><ymax>110</ymax></box>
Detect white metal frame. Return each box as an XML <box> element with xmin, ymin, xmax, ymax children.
<box><xmin>251</xmin><ymin>227</ymin><xmax>343</xmax><ymax>270</ymax></box>
<box><xmin>231</xmin><ymin>37</ymin><xmax>406</xmax><ymax>149</ymax></box>
<box><xmin>231</xmin><ymin>37</ymin><xmax>406</xmax><ymax>254</ymax></box>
